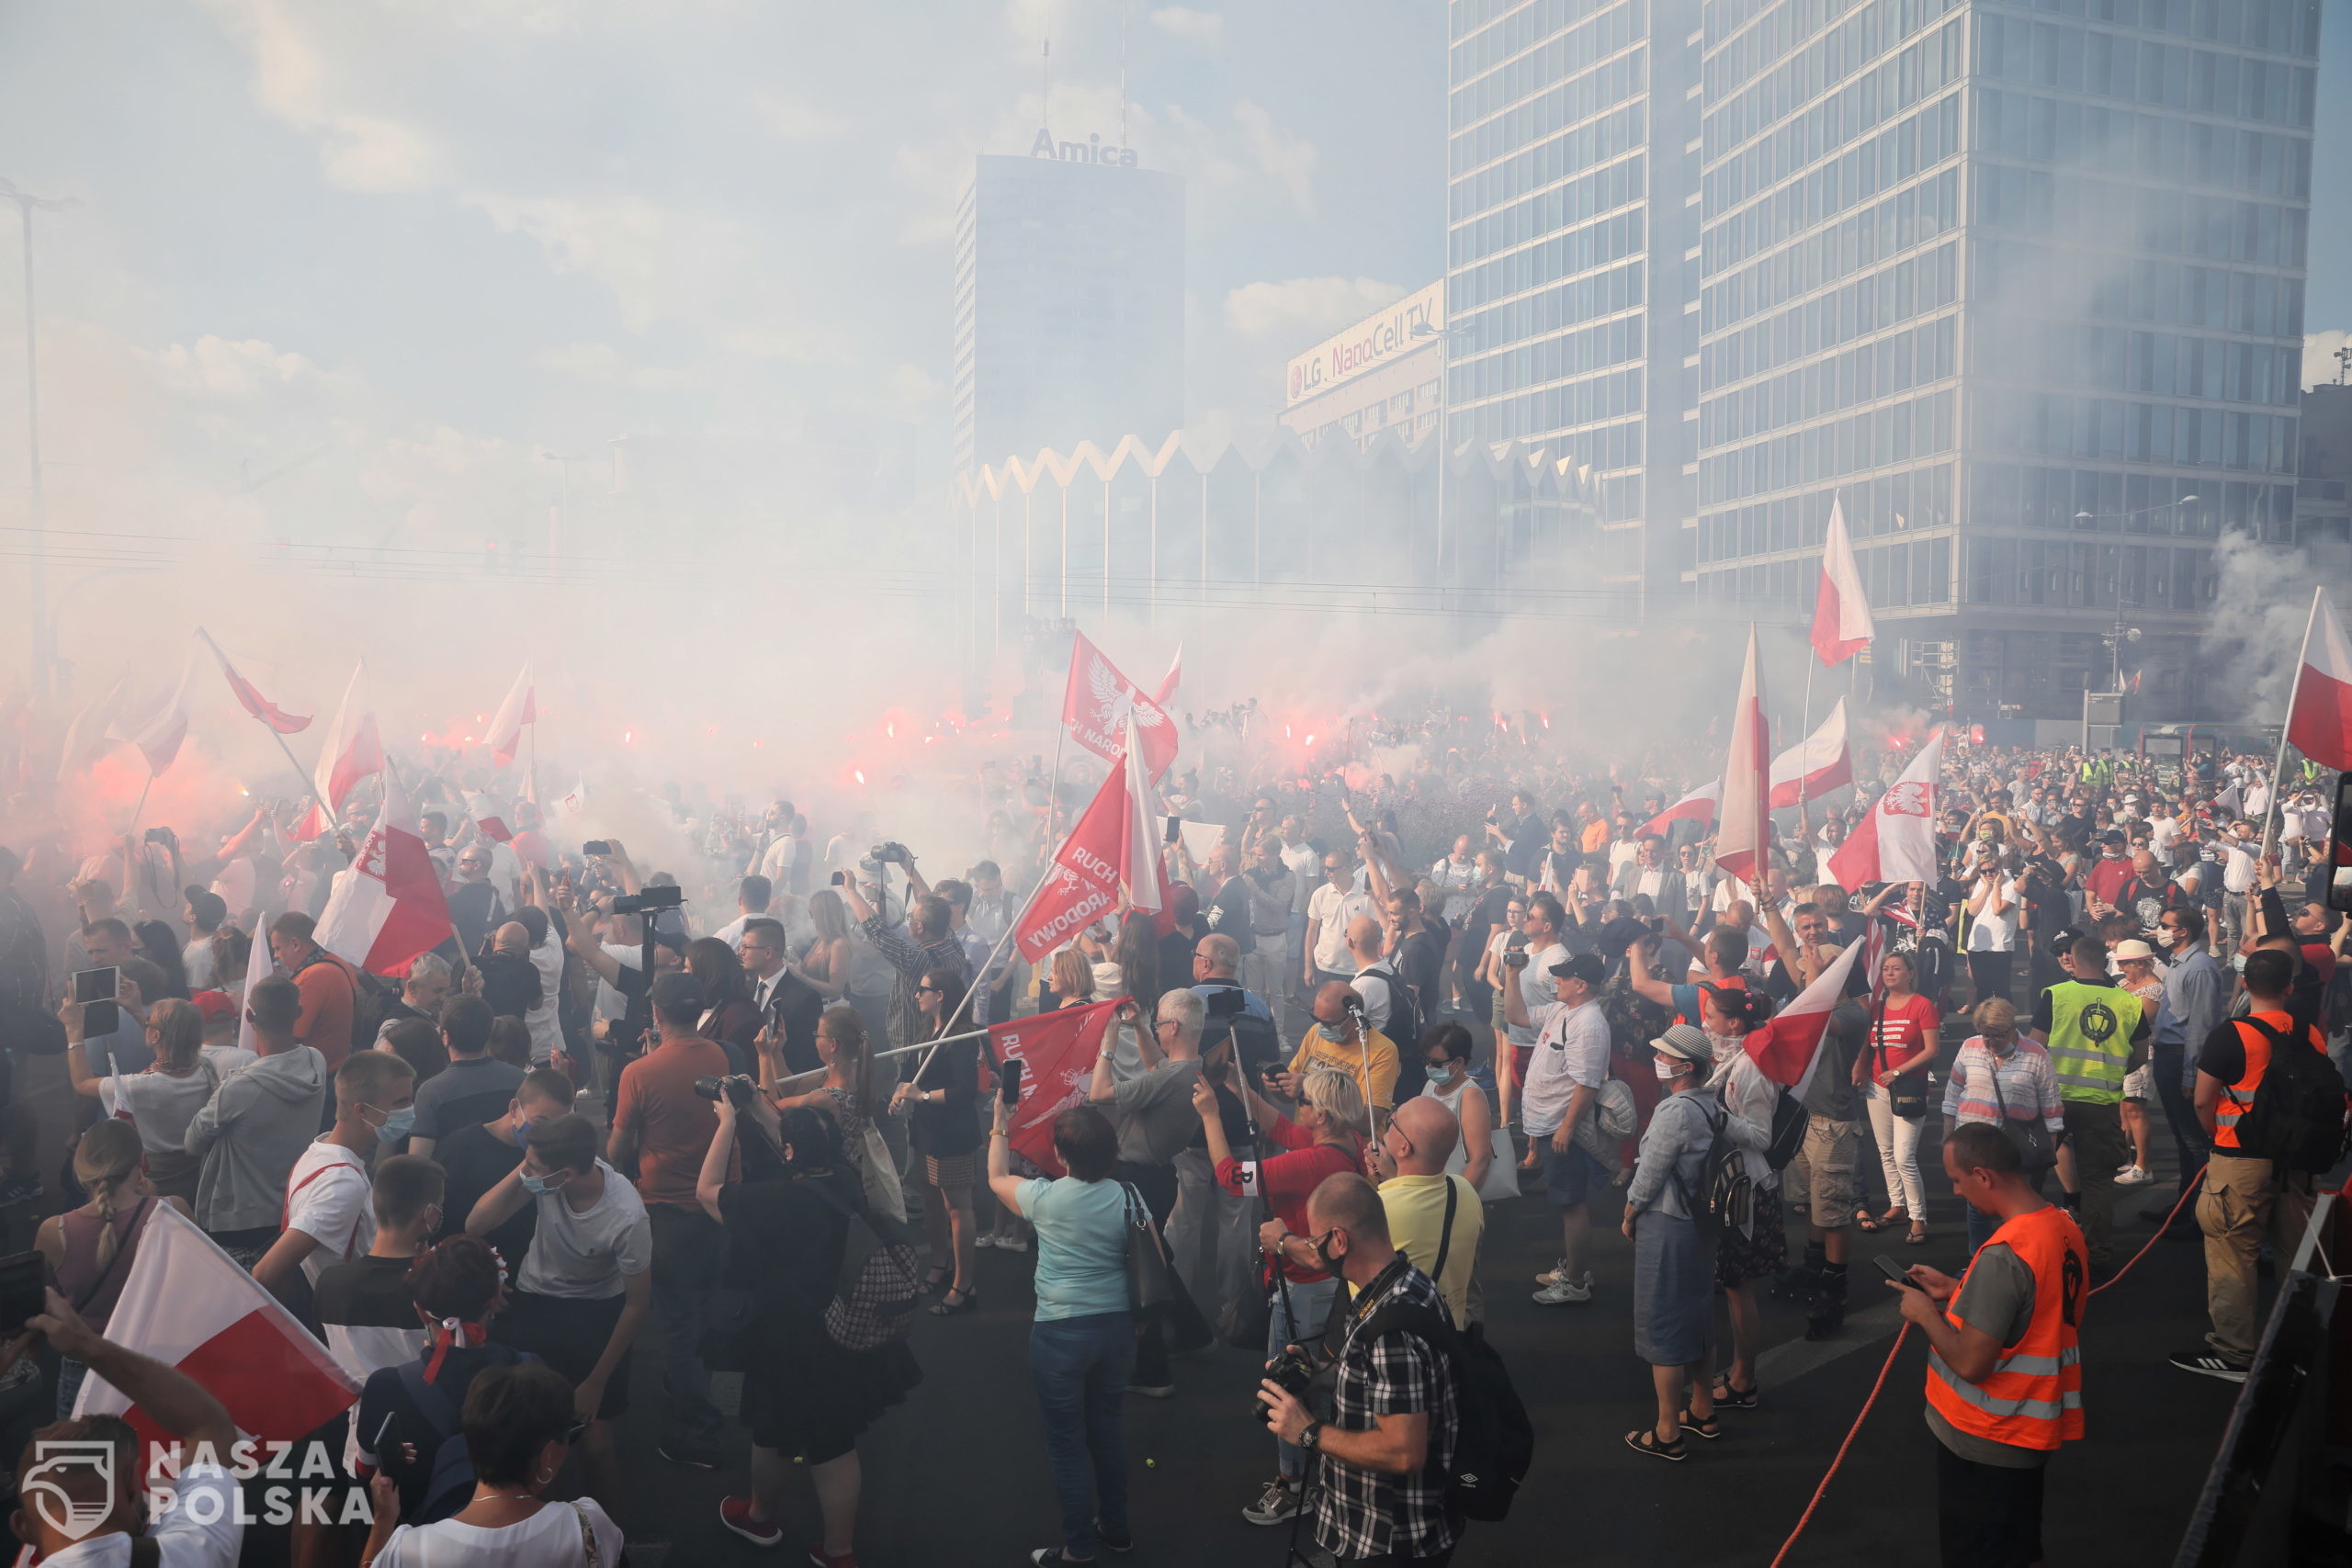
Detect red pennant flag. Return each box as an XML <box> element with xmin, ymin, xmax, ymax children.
<box><xmin>1061</xmin><ymin>631</ymin><xmax>1179</xmax><ymax>780</ymax></box>
<box><xmin>198</xmin><ymin>628</ymin><xmax>311</xmax><ymax>734</ymax></box>
<box><xmin>989</xmin><ymin>998</ymin><xmax>1122</xmax><ymax>1176</ymax></box>
<box><xmin>2285</xmin><ymin>586</ymin><xmax>2352</xmax><ymax>772</ymax></box>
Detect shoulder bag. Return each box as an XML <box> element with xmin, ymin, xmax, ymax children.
<box><xmin>1985</xmin><ymin>1055</ymin><xmax>2057</xmax><ymax>1177</ymax></box>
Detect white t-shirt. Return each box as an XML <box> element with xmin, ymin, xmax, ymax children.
<box><xmin>1307</xmin><ymin>884</ymin><xmax>1374</xmax><ymax>975</ymax></box>
<box><xmin>1521</xmin><ymin>997</ymin><xmax>1610</xmax><ymax>1137</ymax></box>
<box><xmin>1964</xmin><ymin>876</ymin><xmax>2018</xmax><ymax>953</ymax></box>
<box><xmin>1281</xmin><ymin>843</ymin><xmax>1320</xmax><ymax>918</ymax></box>
<box><xmin>1350</xmin><ymin>964</ymin><xmax>1400</xmax><ymax>1033</ymax></box>
<box><xmin>99</xmin><ymin>1068</ymin><xmax>219</xmax><ymax>1158</ymax></box>
<box><xmin>182</xmin><ymin>939</ymin><xmax>218</xmax><ymax>991</ymax></box>
<box><xmin>200</xmin><ymin>1044</ymin><xmax>257</xmax><ymax>1080</ymax></box>
<box><xmin>374</xmin><ymin>1497</ymin><xmax>623</xmax><ymax>1568</ymax></box>
<box><xmin>42</xmin><ymin>1464</ymin><xmax>241</xmax><ymax>1568</ymax></box>
<box><xmin>1429</xmin><ymin>858</ymin><xmax>1481</xmax><ymax>924</ymax></box>
<box><xmin>1505</xmin><ymin>942</ymin><xmax>1570</xmax><ymax>1047</ymax></box>
<box><xmin>525</xmin><ymin>929</ymin><xmax>565</xmax><ymax>1063</ymax></box>
<box><xmin>517</xmin><ymin>1160</ymin><xmax>652</xmax><ymax>1300</ymax></box>
<box><xmin>284</xmin><ymin>1143</ymin><xmax>374</xmax><ymax>1286</ymax></box>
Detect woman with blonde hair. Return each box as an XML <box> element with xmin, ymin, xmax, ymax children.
<box><xmin>37</xmin><ymin>1117</ymin><xmax>188</xmax><ymax>1414</ymax></box>
<box><xmin>64</xmin><ymin>995</ymin><xmax>214</xmax><ymax>1203</ymax></box>
<box><xmin>1045</xmin><ymin>946</ymin><xmax>1096</xmax><ymax>1010</ymax></box>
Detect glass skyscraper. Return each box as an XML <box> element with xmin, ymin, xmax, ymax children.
<box><xmin>1452</xmin><ymin>0</ymin><xmax>2320</xmax><ymax>718</ymax></box>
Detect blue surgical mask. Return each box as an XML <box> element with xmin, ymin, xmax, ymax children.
<box><xmin>1426</xmin><ymin>1062</ymin><xmax>1454</xmax><ymax>1085</ymax></box>
<box><xmin>372</xmin><ymin>1105</ymin><xmax>416</xmax><ymax>1141</ymax></box>
<box><xmin>1316</xmin><ymin>1021</ymin><xmax>1348</xmax><ymax>1043</ymax></box>
<box><xmin>520</xmin><ymin>1170</ymin><xmax>556</xmax><ymax>1196</ymax></box>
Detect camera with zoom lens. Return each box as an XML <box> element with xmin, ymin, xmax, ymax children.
<box><xmin>611</xmin><ymin>886</ymin><xmax>685</xmax><ymax>917</ymax></box>
<box><xmin>866</xmin><ymin>841</ymin><xmax>912</xmax><ymax>866</ymax></box>
<box><xmin>1259</xmin><ymin>1345</ymin><xmax>1319</xmax><ymax>1425</ymax></box>
<box><xmin>693</xmin><ymin>1073</ymin><xmax>758</xmax><ymax>1110</ymax></box>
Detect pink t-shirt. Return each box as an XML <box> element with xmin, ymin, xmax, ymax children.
<box><xmin>1869</xmin><ymin>993</ymin><xmax>1939</xmax><ymax>1071</ymax></box>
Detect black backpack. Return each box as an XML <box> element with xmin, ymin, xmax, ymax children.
<box><xmin>1356</xmin><ymin>1276</ymin><xmax>1534</xmax><ymax>1524</ymax></box>
<box><xmin>392</xmin><ymin>1348</ymin><xmax>535</xmax><ymax>1525</ymax></box>
<box><xmin>1670</xmin><ymin>1089</ymin><xmax>1752</xmax><ymax>1235</ymax></box>
<box><xmin>1356</xmin><ymin>963</ymin><xmax>1420</xmax><ymax>1053</ymax></box>
<box><xmin>2226</xmin><ymin>1017</ymin><xmax>2352</xmax><ymax>1174</ymax></box>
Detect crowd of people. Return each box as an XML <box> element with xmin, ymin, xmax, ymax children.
<box><xmin>0</xmin><ymin>716</ymin><xmax>2343</xmax><ymax>1567</ymax></box>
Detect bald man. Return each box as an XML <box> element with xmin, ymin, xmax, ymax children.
<box><xmin>1279</xmin><ymin>980</ymin><xmax>1400</xmax><ymax>1121</ymax></box>
<box><xmin>1368</xmin><ymin>1095</ymin><xmax>1484</xmax><ymax>1326</ymax></box>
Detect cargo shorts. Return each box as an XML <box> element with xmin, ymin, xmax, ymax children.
<box><xmin>1786</xmin><ymin>1114</ymin><xmax>1860</xmax><ymax>1228</ymax></box>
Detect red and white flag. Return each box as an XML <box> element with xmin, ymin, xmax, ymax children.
<box><xmin>989</xmin><ymin>998</ymin><xmax>1122</xmax><ymax>1176</ymax></box>
<box><xmin>316</xmin><ymin>769</ymin><xmax>454</xmax><ymax>976</ymax></box>
<box><xmin>198</xmin><ymin>628</ymin><xmax>311</xmax><ymax>734</ymax></box>
<box><xmin>1768</xmin><ymin>697</ymin><xmax>1852</xmax><ymax>808</ymax></box>
<box><xmin>464</xmin><ymin>791</ymin><xmax>514</xmax><ymax>843</ymax></box>
<box><xmin>74</xmin><ymin>1203</ymin><xmax>356</xmax><ymax>1447</ymax></box>
<box><xmin>1153</xmin><ymin>643</ymin><xmax>1182</xmax><ymax>705</ymax></box>
<box><xmin>1811</xmin><ymin>499</ymin><xmax>1874</xmax><ymax>666</ymax></box>
<box><xmin>312</xmin><ymin>662</ymin><xmax>386</xmax><ymax>816</ymax></box>
<box><xmin>1013</xmin><ymin>713</ymin><xmax>1170</xmax><ymax>962</ymax></box>
<box><xmin>1714</xmin><ymin>626</ymin><xmax>1772</xmax><ymax>885</ymax></box>
<box><xmin>107</xmin><ymin>660</ymin><xmax>192</xmax><ymax>777</ymax></box>
<box><xmin>1829</xmin><ymin>728</ymin><xmax>1946</xmax><ymax>890</ymax></box>
<box><xmin>54</xmin><ymin>680</ymin><xmax>127</xmax><ymax>784</ymax></box>
<box><xmin>1640</xmin><ymin>778</ymin><xmax>1720</xmax><ymax>839</ymax></box>
<box><xmin>234</xmin><ymin>920</ymin><xmax>273</xmax><ymax>1056</ymax></box>
<box><xmin>484</xmin><ymin>663</ymin><xmax>537</xmax><ymax>769</ymax></box>
<box><xmin>1743</xmin><ymin>939</ymin><xmax>1865</xmax><ymax>1101</ymax></box>
<box><xmin>1061</xmin><ymin>631</ymin><xmax>1179</xmax><ymax>780</ymax></box>
<box><xmin>2285</xmin><ymin>585</ymin><xmax>2352</xmax><ymax>771</ymax></box>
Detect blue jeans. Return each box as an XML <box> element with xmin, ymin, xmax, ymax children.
<box><xmin>1030</xmin><ymin>1312</ymin><xmax>1135</xmax><ymax>1560</ymax></box>
<box><xmin>1268</xmin><ymin>1275</ymin><xmax>1340</xmax><ymax>1481</ymax></box>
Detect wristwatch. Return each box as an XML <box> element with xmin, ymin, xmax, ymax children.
<box><xmin>1300</xmin><ymin>1421</ymin><xmax>1323</xmax><ymax>1451</ymax></box>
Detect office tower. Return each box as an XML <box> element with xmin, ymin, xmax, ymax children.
<box><xmin>954</xmin><ymin>146</ymin><xmax>1186</xmax><ymax>476</ymax></box>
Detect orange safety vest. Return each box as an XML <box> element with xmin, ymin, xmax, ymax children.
<box><xmin>1923</xmin><ymin>1204</ymin><xmax>2086</xmax><ymax>1451</ymax></box>
<box><xmin>2213</xmin><ymin>1010</ymin><xmax>2328</xmax><ymax>1153</ymax></box>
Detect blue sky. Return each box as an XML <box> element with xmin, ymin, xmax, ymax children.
<box><xmin>0</xmin><ymin>0</ymin><xmax>2341</xmax><ymax>564</ymax></box>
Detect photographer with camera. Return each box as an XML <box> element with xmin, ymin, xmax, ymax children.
<box><xmin>1256</xmin><ymin>1172</ymin><xmax>1461</xmax><ymax>1567</ymax></box>
<box><xmin>842</xmin><ymin>844</ymin><xmax>968</xmax><ymax>1050</ymax></box>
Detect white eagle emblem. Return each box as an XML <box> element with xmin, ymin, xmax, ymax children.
<box><xmin>1087</xmin><ymin>655</ymin><xmax>1168</xmax><ymax>735</ymax></box>
<box><xmin>1881</xmin><ymin>782</ymin><xmax>1931</xmax><ymax>818</ymax></box>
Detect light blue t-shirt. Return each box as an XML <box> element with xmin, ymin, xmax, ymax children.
<box><xmin>1019</xmin><ymin>1176</ymin><xmax>1131</xmax><ymax>1322</ymax></box>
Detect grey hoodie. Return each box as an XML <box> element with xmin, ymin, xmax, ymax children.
<box><xmin>184</xmin><ymin>1044</ymin><xmax>329</xmax><ymax>1233</ymax></box>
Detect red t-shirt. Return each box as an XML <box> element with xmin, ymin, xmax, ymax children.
<box><xmin>1870</xmin><ymin>993</ymin><xmax>1939</xmax><ymax>1072</ymax></box>
<box><xmin>612</xmin><ymin>1036</ymin><xmax>731</xmax><ymax>1208</ymax></box>
<box><xmin>1216</xmin><ymin>1115</ymin><xmax>1361</xmax><ymax>1283</ymax></box>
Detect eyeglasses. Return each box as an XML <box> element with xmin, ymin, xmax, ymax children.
<box><xmin>562</xmin><ymin>1419</ymin><xmax>590</xmax><ymax>1445</ymax></box>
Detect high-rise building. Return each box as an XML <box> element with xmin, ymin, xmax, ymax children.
<box><xmin>1447</xmin><ymin>0</ymin><xmax>2320</xmax><ymax>719</ymax></box>
<box><xmin>1690</xmin><ymin>0</ymin><xmax>2319</xmax><ymax>718</ymax></box>
<box><xmin>1445</xmin><ymin>0</ymin><xmax>1703</xmax><ymax>603</ymax></box>
<box><xmin>953</xmin><ymin>144</ymin><xmax>1185</xmax><ymax>476</ymax></box>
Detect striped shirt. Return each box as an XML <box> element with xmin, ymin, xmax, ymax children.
<box><xmin>1940</xmin><ymin>1038</ymin><xmax>2064</xmax><ymax>1134</ymax></box>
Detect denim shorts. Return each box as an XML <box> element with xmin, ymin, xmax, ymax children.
<box><xmin>1539</xmin><ymin>1139</ymin><xmax>1606</xmax><ymax>1207</ymax></box>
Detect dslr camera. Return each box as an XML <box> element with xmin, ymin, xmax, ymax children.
<box><xmin>611</xmin><ymin>886</ymin><xmax>685</xmax><ymax>917</ymax></box>
<box><xmin>866</xmin><ymin>841</ymin><xmax>913</xmax><ymax>866</ymax></box>
<box><xmin>693</xmin><ymin>1073</ymin><xmax>759</xmax><ymax>1111</ymax></box>
<box><xmin>1259</xmin><ymin>1344</ymin><xmax>1321</xmax><ymax>1425</ymax></box>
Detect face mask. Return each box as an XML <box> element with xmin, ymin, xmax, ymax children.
<box><xmin>1425</xmin><ymin>1062</ymin><xmax>1454</xmax><ymax>1085</ymax></box>
<box><xmin>1309</xmin><ymin>1231</ymin><xmax>1341</xmax><ymax>1274</ymax></box>
<box><xmin>1316</xmin><ymin>1021</ymin><xmax>1348</xmax><ymax>1043</ymax></box>
<box><xmin>370</xmin><ymin>1105</ymin><xmax>416</xmax><ymax>1141</ymax></box>
<box><xmin>519</xmin><ymin>1170</ymin><xmax>556</xmax><ymax>1195</ymax></box>
<box><xmin>1654</xmin><ymin>1057</ymin><xmax>1684</xmax><ymax>1081</ymax></box>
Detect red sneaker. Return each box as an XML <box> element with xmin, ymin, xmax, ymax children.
<box><xmin>808</xmin><ymin>1546</ymin><xmax>860</xmax><ymax>1568</ymax></box>
<box><xmin>718</xmin><ymin>1496</ymin><xmax>781</xmax><ymax>1548</ymax></box>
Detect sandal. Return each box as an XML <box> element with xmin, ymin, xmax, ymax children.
<box><xmin>1677</xmin><ymin>1408</ymin><xmax>1723</xmax><ymax>1440</ymax></box>
<box><xmin>921</xmin><ymin>1265</ymin><xmax>951</xmax><ymax>1293</ymax></box>
<box><xmin>1856</xmin><ymin>1209</ymin><xmax>1907</xmax><ymax>1234</ymax></box>
<box><xmin>1624</xmin><ymin>1429</ymin><xmax>1686</xmax><ymax>1462</ymax></box>
<box><xmin>1905</xmin><ymin>1226</ymin><xmax>1930</xmax><ymax>1246</ymax></box>
<box><xmin>1710</xmin><ymin>1376</ymin><xmax>1758</xmax><ymax>1410</ymax></box>
<box><xmin>929</xmin><ymin>1284</ymin><xmax>979</xmax><ymax>1316</ymax></box>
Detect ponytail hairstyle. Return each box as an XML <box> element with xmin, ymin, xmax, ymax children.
<box><xmin>1698</xmin><ymin>982</ymin><xmax>1770</xmax><ymax>1035</ymax></box>
<box><xmin>73</xmin><ymin>1119</ymin><xmax>146</xmax><ymax>1277</ymax></box>
<box><xmin>145</xmin><ymin>997</ymin><xmax>204</xmax><ymax>1073</ymax></box>
<box><xmin>817</xmin><ymin>1005</ymin><xmax>874</xmax><ymax>1115</ymax></box>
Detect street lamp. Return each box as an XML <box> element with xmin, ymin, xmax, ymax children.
<box><xmin>1</xmin><ymin>177</ymin><xmax>77</xmax><ymax>698</ymax></box>
<box><xmin>1411</xmin><ymin>320</ymin><xmax>1476</xmax><ymax>589</ymax></box>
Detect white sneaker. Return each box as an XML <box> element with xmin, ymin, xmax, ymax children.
<box><xmin>1241</xmin><ymin>1479</ymin><xmax>1299</xmax><ymax>1528</ymax></box>
<box><xmin>975</xmin><ymin>1233</ymin><xmax>998</xmax><ymax>1249</ymax></box>
<box><xmin>1533</xmin><ymin>1276</ymin><xmax>1594</xmax><ymax>1305</ymax></box>
<box><xmin>1535</xmin><ymin>1258</ymin><xmax>1585</xmax><ymax>1287</ymax></box>
<box><xmin>2115</xmin><ymin>1165</ymin><xmax>2154</xmax><ymax>1186</ymax></box>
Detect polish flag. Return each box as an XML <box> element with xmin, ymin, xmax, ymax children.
<box><xmin>312</xmin><ymin>663</ymin><xmax>386</xmax><ymax>815</ymax></box>
<box><xmin>465</xmin><ymin>792</ymin><xmax>514</xmax><ymax>843</ymax></box>
<box><xmin>54</xmin><ymin>680</ymin><xmax>127</xmax><ymax>784</ymax></box>
<box><xmin>1113</xmin><ymin>710</ymin><xmax>1168</xmax><ymax>920</ymax></box>
<box><xmin>1743</xmin><ymin>939</ymin><xmax>1866</xmax><ymax>1100</ymax></box>
<box><xmin>315</xmin><ymin>769</ymin><xmax>454</xmax><ymax>975</ymax></box>
<box><xmin>107</xmin><ymin>660</ymin><xmax>193</xmax><ymax>776</ymax></box>
<box><xmin>74</xmin><ymin>1203</ymin><xmax>357</xmax><ymax>1446</ymax></box>
<box><xmin>1713</xmin><ymin>626</ymin><xmax>1772</xmax><ymax>885</ymax></box>
<box><xmin>234</xmin><ymin>919</ymin><xmax>274</xmax><ymax>1057</ymax></box>
<box><xmin>484</xmin><ymin>664</ymin><xmax>537</xmax><ymax>769</ymax></box>
<box><xmin>1829</xmin><ymin>728</ymin><xmax>1946</xmax><ymax>889</ymax></box>
<box><xmin>1154</xmin><ymin>643</ymin><xmax>1182</xmax><ymax>705</ymax></box>
<box><xmin>1811</xmin><ymin>499</ymin><xmax>1874</xmax><ymax>666</ymax></box>
<box><xmin>1768</xmin><ymin>698</ymin><xmax>1853</xmax><ymax>808</ymax></box>
<box><xmin>1640</xmin><ymin>779</ymin><xmax>1720</xmax><ymax>839</ymax></box>
<box><xmin>989</xmin><ymin>998</ymin><xmax>1122</xmax><ymax>1176</ymax></box>
<box><xmin>198</xmin><ymin>628</ymin><xmax>311</xmax><ymax>734</ymax></box>
<box><xmin>1013</xmin><ymin>713</ymin><xmax>1171</xmax><ymax>962</ymax></box>
<box><xmin>2285</xmin><ymin>586</ymin><xmax>2352</xmax><ymax>771</ymax></box>
<box><xmin>1061</xmin><ymin>631</ymin><xmax>1180</xmax><ymax>780</ymax></box>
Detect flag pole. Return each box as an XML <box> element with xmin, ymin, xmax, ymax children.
<box><xmin>2259</xmin><ymin>585</ymin><xmax>2322</xmax><ymax>861</ymax></box>
<box><xmin>125</xmin><ymin>763</ymin><xmax>154</xmax><ymax>837</ymax></box>
<box><xmin>1797</xmin><ymin>655</ymin><xmax>1815</xmax><ymax>863</ymax></box>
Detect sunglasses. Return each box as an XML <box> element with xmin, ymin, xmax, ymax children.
<box><xmin>915</xmin><ymin>984</ymin><xmax>944</xmax><ymax>995</ymax></box>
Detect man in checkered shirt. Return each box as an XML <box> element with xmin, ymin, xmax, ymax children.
<box><xmin>1259</xmin><ymin>1172</ymin><xmax>1462</xmax><ymax>1565</ymax></box>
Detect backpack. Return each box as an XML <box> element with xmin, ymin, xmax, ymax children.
<box><xmin>1763</xmin><ymin>1088</ymin><xmax>1809</xmax><ymax>1171</ymax></box>
<box><xmin>1356</xmin><ymin>963</ymin><xmax>1420</xmax><ymax>1054</ymax></box>
<box><xmin>1355</xmin><ymin>1280</ymin><xmax>1534</xmax><ymax>1524</ymax></box>
<box><xmin>1670</xmin><ymin>1089</ymin><xmax>1751</xmax><ymax>1235</ymax></box>
<box><xmin>2225</xmin><ymin>1018</ymin><xmax>2352</xmax><ymax>1174</ymax></box>
<box><xmin>393</xmin><ymin>1348</ymin><xmax>534</xmax><ymax>1525</ymax></box>
<box><xmin>806</xmin><ymin>1176</ymin><xmax>924</xmax><ymax>1351</ymax></box>
<box><xmin>295</xmin><ymin>952</ymin><xmax>393</xmax><ymax>1057</ymax></box>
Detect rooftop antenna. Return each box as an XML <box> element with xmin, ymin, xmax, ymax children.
<box><xmin>2336</xmin><ymin>343</ymin><xmax>2350</xmax><ymax>386</ymax></box>
<box><xmin>1040</xmin><ymin>36</ymin><xmax>1050</xmax><ymax>138</ymax></box>
<box><xmin>1119</xmin><ymin>3</ymin><xmax>1131</xmax><ymax>147</ymax></box>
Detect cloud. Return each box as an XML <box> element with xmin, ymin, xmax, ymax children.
<box><xmin>141</xmin><ymin>336</ymin><xmax>339</xmax><ymax>398</ymax></box>
<box><xmin>535</xmin><ymin>342</ymin><xmax>694</xmax><ymax>390</ymax></box>
<box><xmin>1233</xmin><ymin>100</ymin><xmax>1317</xmax><ymax>217</ymax></box>
<box><xmin>2304</xmin><ymin>329</ymin><xmax>2351</xmax><ymax>390</ymax></box>
<box><xmin>203</xmin><ymin>0</ymin><xmax>443</xmax><ymax>190</ymax></box>
<box><xmin>1223</xmin><ymin>276</ymin><xmax>1407</xmax><ymax>340</ymax></box>
<box><xmin>1149</xmin><ymin>6</ymin><xmax>1224</xmax><ymax>46</ymax></box>
<box><xmin>752</xmin><ymin>94</ymin><xmax>851</xmax><ymax>142</ymax></box>
<box><xmin>460</xmin><ymin>190</ymin><xmax>760</xmax><ymax>339</ymax></box>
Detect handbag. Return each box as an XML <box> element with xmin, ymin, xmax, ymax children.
<box><xmin>1475</xmin><ymin>1120</ymin><xmax>1521</xmax><ymax>1203</ymax></box>
<box><xmin>1874</xmin><ymin>998</ymin><xmax>1929</xmax><ymax>1120</ymax></box>
<box><xmin>1120</xmin><ymin>1181</ymin><xmax>1174</xmax><ymax>1318</ymax></box>
<box><xmin>859</xmin><ymin>1121</ymin><xmax>906</xmax><ymax>1223</ymax></box>
<box><xmin>1986</xmin><ymin>1056</ymin><xmax>2058</xmax><ymax>1176</ymax></box>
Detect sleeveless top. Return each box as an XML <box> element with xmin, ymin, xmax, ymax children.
<box><xmin>1419</xmin><ymin>1076</ymin><xmax>1476</xmax><ymax>1179</ymax></box>
<box><xmin>57</xmin><ymin>1197</ymin><xmax>156</xmax><ymax>1334</ymax></box>
<box><xmin>823</xmin><ymin>1086</ymin><xmax>870</xmax><ymax>1171</ymax></box>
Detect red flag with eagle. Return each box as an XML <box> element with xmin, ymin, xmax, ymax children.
<box><xmin>990</xmin><ymin>998</ymin><xmax>1123</xmax><ymax>1176</ymax></box>
<box><xmin>1061</xmin><ymin>631</ymin><xmax>1179</xmax><ymax>780</ymax></box>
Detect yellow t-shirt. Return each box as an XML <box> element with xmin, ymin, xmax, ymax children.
<box><xmin>1289</xmin><ymin>1027</ymin><xmax>1401</xmax><ymax>1112</ymax></box>
<box><xmin>1380</xmin><ymin>1172</ymin><xmax>1483</xmax><ymax>1327</ymax></box>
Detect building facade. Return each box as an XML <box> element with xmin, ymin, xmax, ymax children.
<box><xmin>1445</xmin><ymin>0</ymin><xmax>1703</xmax><ymax>604</ymax></box>
<box><xmin>1690</xmin><ymin>0</ymin><xmax>2319</xmax><ymax>718</ymax></box>
<box><xmin>954</xmin><ymin>147</ymin><xmax>1186</xmax><ymax>476</ymax></box>
<box><xmin>1281</xmin><ymin>282</ymin><xmax>1447</xmax><ymax>451</ymax></box>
